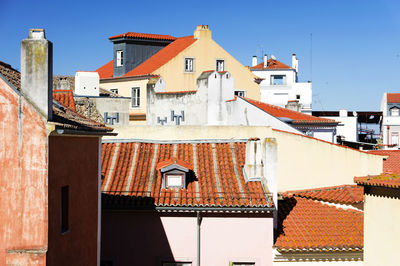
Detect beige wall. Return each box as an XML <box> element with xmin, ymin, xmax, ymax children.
<box><xmin>364</xmin><ymin>189</ymin><xmax>400</xmax><ymax>266</ymax></box>
<box><xmin>105</xmin><ymin>126</ymin><xmax>383</xmax><ymax>192</ymax></box>
<box><xmin>154</xmin><ymin>27</ymin><xmax>260</xmax><ymax>99</ymax></box>
<box><xmin>100</xmin><ymin>78</ymin><xmax>148</xmax><ymax>115</ymax></box>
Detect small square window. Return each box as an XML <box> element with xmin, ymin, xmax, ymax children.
<box><xmin>185</xmin><ymin>58</ymin><xmax>194</xmax><ymax>72</ymax></box>
<box><xmin>296</xmin><ymin>94</ymin><xmax>300</xmax><ymax>100</ymax></box>
<box><xmin>131</xmin><ymin>87</ymin><xmax>140</xmax><ymax>107</ymax></box>
<box><xmin>391</xmin><ymin>107</ymin><xmax>399</xmax><ymax>116</ymax></box>
<box><xmin>166</xmin><ymin>174</ymin><xmax>183</xmax><ymax>188</ymax></box>
<box><xmin>235</xmin><ymin>91</ymin><xmax>246</xmax><ymax>97</ymax></box>
<box><xmin>216</xmin><ymin>59</ymin><xmax>225</xmax><ymax>71</ymax></box>
<box><xmin>116</xmin><ymin>50</ymin><xmax>123</xmax><ymax>67</ymax></box>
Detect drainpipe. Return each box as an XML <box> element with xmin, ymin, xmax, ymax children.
<box><xmin>197</xmin><ymin>211</ymin><xmax>201</xmax><ymax>266</ymax></box>
<box><xmin>387</xmin><ymin>125</ymin><xmax>390</xmax><ymax>145</ymax></box>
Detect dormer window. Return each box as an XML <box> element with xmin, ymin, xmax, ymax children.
<box><xmin>156</xmin><ymin>157</ymin><xmax>192</xmax><ymax>189</ymax></box>
<box><xmin>391</xmin><ymin>107</ymin><xmax>400</xmax><ymax>116</ymax></box>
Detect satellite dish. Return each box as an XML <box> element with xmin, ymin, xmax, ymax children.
<box><xmin>271</xmin><ymin>54</ymin><xmax>277</xmax><ymax>60</ymax></box>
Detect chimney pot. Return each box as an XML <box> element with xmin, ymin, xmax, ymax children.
<box><xmin>252</xmin><ymin>56</ymin><xmax>257</xmax><ymax>67</ymax></box>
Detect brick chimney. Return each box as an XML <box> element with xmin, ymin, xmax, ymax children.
<box><xmin>21</xmin><ymin>29</ymin><xmax>53</xmax><ymax>120</ymax></box>
<box><xmin>194</xmin><ymin>25</ymin><xmax>211</xmax><ymax>40</ymax></box>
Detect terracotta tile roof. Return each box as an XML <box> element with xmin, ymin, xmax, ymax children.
<box><xmin>250</xmin><ymin>59</ymin><xmax>292</xmax><ymax>70</ymax></box>
<box><xmin>52</xmin><ymin>100</ymin><xmax>113</xmax><ymax>132</ymax></box>
<box><xmin>156</xmin><ymin>157</ymin><xmax>193</xmax><ymax>171</ymax></box>
<box><xmin>368</xmin><ymin>150</ymin><xmax>400</xmax><ymax>173</ymax></box>
<box><xmin>53</xmin><ymin>90</ymin><xmax>76</xmax><ymax>111</ymax></box>
<box><xmin>109</xmin><ymin>32</ymin><xmax>177</xmax><ymax>41</ymax></box>
<box><xmin>285</xmin><ymin>185</ymin><xmax>363</xmax><ymax>204</ymax></box>
<box><xmin>387</xmin><ymin>93</ymin><xmax>400</xmax><ymax>103</ymax></box>
<box><xmin>0</xmin><ymin>60</ymin><xmax>21</xmax><ymax>90</ymax></box>
<box><xmin>275</xmin><ymin>196</ymin><xmax>363</xmax><ymax>252</ymax></box>
<box><xmin>123</xmin><ymin>36</ymin><xmax>196</xmax><ymax>77</ymax></box>
<box><xmin>354</xmin><ymin>173</ymin><xmax>400</xmax><ymax>188</ymax></box>
<box><xmin>96</xmin><ymin>60</ymin><xmax>113</xmax><ymax>79</ymax></box>
<box><xmin>101</xmin><ymin>140</ymin><xmax>273</xmax><ymax>210</ymax></box>
<box><xmin>240</xmin><ymin>97</ymin><xmax>338</xmax><ymax>124</ymax></box>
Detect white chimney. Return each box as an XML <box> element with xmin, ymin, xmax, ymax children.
<box><xmin>21</xmin><ymin>29</ymin><xmax>53</xmax><ymax>120</ymax></box>
<box><xmin>244</xmin><ymin>138</ymin><xmax>263</xmax><ymax>180</ymax></box>
<box><xmin>263</xmin><ymin>54</ymin><xmax>268</xmax><ymax>68</ymax></box>
<box><xmin>252</xmin><ymin>56</ymin><xmax>258</xmax><ymax>67</ymax></box>
<box><xmin>339</xmin><ymin>109</ymin><xmax>348</xmax><ymax>117</ymax></box>
<box><xmin>292</xmin><ymin>53</ymin><xmax>298</xmax><ymax>73</ymax></box>
<box><xmin>75</xmin><ymin>71</ymin><xmax>100</xmax><ymax>97</ymax></box>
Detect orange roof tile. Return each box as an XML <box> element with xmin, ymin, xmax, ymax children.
<box><xmin>355</xmin><ymin>173</ymin><xmax>400</xmax><ymax>188</ymax></box>
<box><xmin>123</xmin><ymin>36</ymin><xmax>196</xmax><ymax>77</ymax></box>
<box><xmin>387</xmin><ymin>93</ymin><xmax>400</xmax><ymax>103</ymax></box>
<box><xmin>285</xmin><ymin>185</ymin><xmax>363</xmax><ymax>204</ymax></box>
<box><xmin>101</xmin><ymin>140</ymin><xmax>273</xmax><ymax>210</ymax></box>
<box><xmin>275</xmin><ymin>196</ymin><xmax>363</xmax><ymax>251</ymax></box>
<box><xmin>53</xmin><ymin>89</ymin><xmax>76</xmax><ymax>111</ymax></box>
<box><xmin>368</xmin><ymin>150</ymin><xmax>400</xmax><ymax>174</ymax></box>
<box><xmin>156</xmin><ymin>157</ymin><xmax>193</xmax><ymax>171</ymax></box>
<box><xmin>250</xmin><ymin>59</ymin><xmax>292</xmax><ymax>70</ymax></box>
<box><xmin>109</xmin><ymin>32</ymin><xmax>177</xmax><ymax>41</ymax></box>
<box><xmin>241</xmin><ymin>97</ymin><xmax>337</xmax><ymax>124</ymax></box>
<box><xmin>96</xmin><ymin>60</ymin><xmax>113</xmax><ymax>79</ymax></box>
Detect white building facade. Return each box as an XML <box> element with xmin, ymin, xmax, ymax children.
<box><xmin>250</xmin><ymin>54</ymin><xmax>312</xmax><ymax>114</ymax></box>
<box><xmin>381</xmin><ymin>93</ymin><xmax>400</xmax><ymax>149</ymax></box>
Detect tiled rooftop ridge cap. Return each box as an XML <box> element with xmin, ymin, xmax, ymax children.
<box><xmin>102</xmin><ymin>138</ymin><xmax>249</xmax><ymax>144</ymax></box>
<box><xmin>109</xmin><ymin>32</ymin><xmax>177</xmax><ymax>41</ymax></box>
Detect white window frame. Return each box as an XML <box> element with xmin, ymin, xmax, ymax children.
<box><xmin>391</xmin><ymin>132</ymin><xmax>399</xmax><ymax>146</ymax></box>
<box><xmin>131</xmin><ymin>87</ymin><xmax>140</xmax><ymax>108</ymax></box>
<box><xmin>184</xmin><ymin>58</ymin><xmax>194</xmax><ymax>72</ymax></box>
<box><xmin>391</xmin><ymin>107</ymin><xmax>399</xmax><ymax>116</ymax></box>
<box><xmin>270</xmin><ymin>75</ymin><xmax>286</xmax><ymax>85</ymax></box>
<box><xmin>165</xmin><ymin>174</ymin><xmax>184</xmax><ymax>188</ymax></box>
<box><xmin>216</xmin><ymin>59</ymin><xmax>225</xmax><ymax>71</ymax></box>
<box><xmin>116</xmin><ymin>50</ymin><xmax>123</xmax><ymax>67</ymax></box>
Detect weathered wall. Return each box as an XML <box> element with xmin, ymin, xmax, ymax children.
<box><xmin>92</xmin><ymin>97</ymin><xmax>131</xmax><ymax>126</ymax></box>
<box><xmin>364</xmin><ymin>188</ymin><xmax>400</xmax><ymax>266</ymax></box>
<box><xmin>101</xmin><ymin>211</ymin><xmax>273</xmax><ymax>266</ymax></box>
<box><xmin>47</xmin><ymin>136</ymin><xmax>101</xmax><ymax>266</ymax></box>
<box><xmin>105</xmin><ymin>126</ymin><xmax>383</xmax><ymax>191</ymax></box>
<box><xmin>0</xmin><ymin>76</ymin><xmax>48</xmax><ymax>265</ymax></box>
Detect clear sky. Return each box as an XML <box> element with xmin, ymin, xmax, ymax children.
<box><xmin>1</xmin><ymin>0</ymin><xmax>400</xmax><ymax>111</ymax></box>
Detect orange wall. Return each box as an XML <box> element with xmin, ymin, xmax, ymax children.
<box><xmin>0</xmin><ymin>77</ymin><xmax>48</xmax><ymax>265</ymax></box>
<box><xmin>47</xmin><ymin>136</ymin><xmax>100</xmax><ymax>266</ymax></box>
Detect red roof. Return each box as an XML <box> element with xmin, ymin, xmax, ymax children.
<box><xmin>96</xmin><ymin>60</ymin><xmax>113</xmax><ymax>79</ymax></box>
<box><xmin>368</xmin><ymin>150</ymin><xmax>400</xmax><ymax>173</ymax></box>
<box><xmin>156</xmin><ymin>157</ymin><xmax>193</xmax><ymax>171</ymax></box>
<box><xmin>355</xmin><ymin>173</ymin><xmax>400</xmax><ymax>188</ymax></box>
<box><xmin>240</xmin><ymin>97</ymin><xmax>337</xmax><ymax>124</ymax></box>
<box><xmin>250</xmin><ymin>59</ymin><xmax>292</xmax><ymax>70</ymax></box>
<box><xmin>101</xmin><ymin>140</ymin><xmax>273</xmax><ymax>209</ymax></box>
<box><xmin>96</xmin><ymin>36</ymin><xmax>196</xmax><ymax>79</ymax></box>
<box><xmin>387</xmin><ymin>93</ymin><xmax>400</xmax><ymax>103</ymax></box>
<box><xmin>285</xmin><ymin>185</ymin><xmax>363</xmax><ymax>204</ymax></box>
<box><xmin>123</xmin><ymin>36</ymin><xmax>196</xmax><ymax>77</ymax></box>
<box><xmin>109</xmin><ymin>32</ymin><xmax>177</xmax><ymax>41</ymax></box>
<box><xmin>53</xmin><ymin>89</ymin><xmax>76</xmax><ymax>111</ymax></box>
<box><xmin>275</xmin><ymin>196</ymin><xmax>363</xmax><ymax>251</ymax></box>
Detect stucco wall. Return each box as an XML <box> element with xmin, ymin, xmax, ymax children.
<box><xmin>104</xmin><ymin>126</ymin><xmax>383</xmax><ymax>192</ymax></box>
<box><xmin>101</xmin><ymin>211</ymin><xmax>273</xmax><ymax>266</ymax></box>
<box><xmin>364</xmin><ymin>188</ymin><xmax>400</xmax><ymax>266</ymax></box>
<box><xmin>47</xmin><ymin>136</ymin><xmax>101</xmax><ymax>266</ymax></box>
<box><xmin>274</xmin><ymin>261</ymin><xmax>362</xmax><ymax>265</ymax></box>
<box><xmin>0</xmin><ymin>77</ymin><xmax>48</xmax><ymax>265</ymax></box>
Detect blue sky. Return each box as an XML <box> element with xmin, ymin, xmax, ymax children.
<box><xmin>1</xmin><ymin>0</ymin><xmax>399</xmax><ymax>111</ymax></box>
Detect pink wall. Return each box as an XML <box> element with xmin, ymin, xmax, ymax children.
<box><xmin>102</xmin><ymin>211</ymin><xmax>273</xmax><ymax>266</ymax></box>
<box><xmin>0</xmin><ymin>77</ymin><xmax>48</xmax><ymax>265</ymax></box>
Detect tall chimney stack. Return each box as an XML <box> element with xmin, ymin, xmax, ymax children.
<box><xmin>252</xmin><ymin>56</ymin><xmax>257</xmax><ymax>67</ymax></box>
<box><xmin>263</xmin><ymin>54</ymin><xmax>268</xmax><ymax>68</ymax></box>
<box><xmin>292</xmin><ymin>53</ymin><xmax>298</xmax><ymax>73</ymax></box>
<box><xmin>21</xmin><ymin>29</ymin><xmax>53</xmax><ymax>120</ymax></box>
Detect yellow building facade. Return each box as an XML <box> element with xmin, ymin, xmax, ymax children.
<box><xmin>97</xmin><ymin>25</ymin><xmax>260</xmax><ymax>124</ymax></box>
